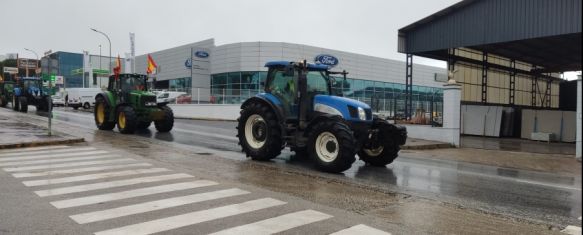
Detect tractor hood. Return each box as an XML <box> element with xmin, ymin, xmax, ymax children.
<box><xmin>313</xmin><ymin>95</ymin><xmax>372</xmax><ymax>122</ymax></box>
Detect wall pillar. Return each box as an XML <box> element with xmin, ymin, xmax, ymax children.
<box><xmin>443</xmin><ymin>82</ymin><xmax>462</xmax><ymax>146</ymax></box>
<box><xmin>576</xmin><ymin>76</ymin><xmax>581</xmax><ymax>161</ymax></box>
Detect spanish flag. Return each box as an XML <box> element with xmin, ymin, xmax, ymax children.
<box><xmin>113</xmin><ymin>55</ymin><xmax>122</xmax><ymax>79</ymax></box>
<box><xmin>147</xmin><ymin>54</ymin><xmax>157</xmax><ymax>74</ymax></box>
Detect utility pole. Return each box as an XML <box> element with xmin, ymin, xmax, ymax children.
<box><xmin>90</xmin><ymin>28</ymin><xmax>112</xmax><ymax>74</ymax></box>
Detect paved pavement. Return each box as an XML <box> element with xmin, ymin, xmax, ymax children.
<box><xmin>0</xmin><ymin>145</ymin><xmax>393</xmax><ymax>235</ymax></box>
<box><xmin>0</xmin><ymin>114</ymin><xmax>83</xmax><ymax>149</ymax></box>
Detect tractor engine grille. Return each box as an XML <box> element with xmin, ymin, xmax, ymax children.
<box><xmin>141</xmin><ymin>95</ymin><xmax>157</xmax><ymax>107</ymax></box>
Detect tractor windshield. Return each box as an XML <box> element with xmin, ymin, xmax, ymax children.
<box><xmin>306</xmin><ymin>71</ymin><xmax>330</xmax><ymax>95</ymax></box>
<box><xmin>121</xmin><ymin>76</ymin><xmax>146</xmax><ymax>92</ymax></box>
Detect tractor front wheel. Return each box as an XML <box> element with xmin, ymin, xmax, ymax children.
<box><xmin>18</xmin><ymin>97</ymin><xmax>28</xmax><ymax>113</ymax></box>
<box><xmin>154</xmin><ymin>106</ymin><xmax>174</xmax><ymax>132</ymax></box>
<box><xmin>12</xmin><ymin>95</ymin><xmax>20</xmax><ymax>111</ymax></box>
<box><xmin>358</xmin><ymin>119</ymin><xmax>401</xmax><ymax>166</ymax></box>
<box><xmin>94</xmin><ymin>96</ymin><xmax>115</xmax><ymax>130</ymax></box>
<box><xmin>307</xmin><ymin>120</ymin><xmax>356</xmax><ymax>173</ymax></box>
<box><xmin>117</xmin><ymin>106</ymin><xmax>137</xmax><ymax>134</ymax></box>
<box><xmin>237</xmin><ymin>102</ymin><xmax>282</xmax><ymax>161</ymax></box>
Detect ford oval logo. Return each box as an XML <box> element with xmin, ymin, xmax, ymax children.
<box><xmin>185</xmin><ymin>58</ymin><xmax>192</xmax><ymax>68</ymax></box>
<box><xmin>314</xmin><ymin>54</ymin><xmax>339</xmax><ymax>67</ymax></box>
<box><xmin>194</xmin><ymin>51</ymin><xmax>209</xmax><ymax>58</ymax></box>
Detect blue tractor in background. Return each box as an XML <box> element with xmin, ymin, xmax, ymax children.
<box><xmin>12</xmin><ymin>77</ymin><xmax>51</xmax><ymax>113</ymax></box>
<box><xmin>237</xmin><ymin>61</ymin><xmax>407</xmax><ymax>173</ymax></box>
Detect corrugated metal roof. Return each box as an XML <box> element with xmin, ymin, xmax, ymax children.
<box><xmin>398</xmin><ymin>0</ymin><xmax>582</xmax><ymax>71</ymax></box>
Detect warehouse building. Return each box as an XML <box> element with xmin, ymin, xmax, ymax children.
<box><xmin>135</xmin><ymin>38</ymin><xmax>447</xmax><ymax>119</ymax></box>
<box><xmin>398</xmin><ymin>0</ymin><xmax>581</xmax><ymax>149</ymax></box>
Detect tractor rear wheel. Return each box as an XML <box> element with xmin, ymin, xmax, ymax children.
<box><xmin>237</xmin><ymin>102</ymin><xmax>282</xmax><ymax>161</ymax></box>
<box><xmin>94</xmin><ymin>96</ymin><xmax>115</xmax><ymax>130</ymax></box>
<box><xmin>154</xmin><ymin>106</ymin><xmax>174</xmax><ymax>132</ymax></box>
<box><xmin>358</xmin><ymin>119</ymin><xmax>401</xmax><ymax>166</ymax></box>
<box><xmin>12</xmin><ymin>95</ymin><xmax>19</xmax><ymax>111</ymax></box>
<box><xmin>307</xmin><ymin>120</ymin><xmax>356</xmax><ymax>173</ymax></box>
<box><xmin>19</xmin><ymin>97</ymin><xmax>28</xmax><ymax>113</ymax></box>
<box><xmin>117</xmin><ymin>106</ymin><xmax>137</xmax><ymax>134</ymax></box>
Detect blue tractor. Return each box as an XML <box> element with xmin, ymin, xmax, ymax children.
<box><xmin>12</xmin><ymin>77</ymin><xmax>51</xmax><ymax>113</ymax></box>
<box><xmin>237</xmin><ymin>61</ymin><xmax>407</xmax><ymax>173</ymax></box>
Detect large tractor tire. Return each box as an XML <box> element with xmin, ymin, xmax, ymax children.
<box><xmin>0</xmin><ymin>96</ymin><xmax>7</xmax><ymax>107</ymax></box>
<box><xmin>237</xmin><ymin>101</ymin><xmax>282</xmax><ymax>161</ymax></box>
<box><xmin>12</xmin><ymin>95</ymin><xmax>19</xmax><ymax>111</ymax></box>
<box><xmin>154</xmin><ymin>106</ymin><xmax>174</xmax><ymax>132</ymax></box>
<box><xmin>137</xmin><ymin>121</ymin><xmax>152</xmax><ymax>129</ymax></box>
<box><xmin>94</xmin><ymin>96</ymin><xmax>115</xmax><ymax>130</ymax></box>
<box><xmin>358</xmin><ymin>119</ymin><xmax>401</xmax><ymax>166</ymax></box>
<box><xmin>307</xmin><ymin>120</ymin><xmax>357</xmax><ymax>173</ymax></box>
<box><xmin>18</xmin><ymin>96</ymin><xmax>28</xmax><ymax>113</ymax></box>
<box><xmin>116</xmin><ymin>106</ymin><xmax>138</xmax><ymax>134</ymax></box>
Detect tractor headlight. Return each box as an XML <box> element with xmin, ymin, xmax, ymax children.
<box><xmin>145</xmin><ymin>102</ymin><xmax>157</xmax><ymax>107</ymax></box>
<box><xmin>358</xmin><ymin>107</ymin><xmax>366</xmax><ymax>120</ymax></box>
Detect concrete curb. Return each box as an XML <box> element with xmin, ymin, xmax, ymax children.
<box><xmin>402</xmin><ymin>143</ymin><xmax>453</xmax><ymax>150</ymax></box>
<box><xmin>0</xmin><ymin>137</ymin><xmax>85</xmax><ymax>150</ymax></box>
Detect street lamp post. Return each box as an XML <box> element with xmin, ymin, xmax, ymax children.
<box><xmin>90</xmin><ymin>28</ymin><xmax>112</xmax><ymax>74</ymax></box>
<box><xmin>23</xmin><ymin>48</ymin><xmax>39</xmax><ymax>77</ymax></box>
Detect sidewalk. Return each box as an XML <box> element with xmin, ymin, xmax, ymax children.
<box><xmin>0</xmin><ymin>111</ymin><xmax>84</xmax><ymax>149</ymax></box>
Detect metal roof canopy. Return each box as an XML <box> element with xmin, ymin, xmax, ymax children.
<box><xmin>398</xmin><ymin>0</ymin><xmax>582</xmax><ymax>73</ymax></box>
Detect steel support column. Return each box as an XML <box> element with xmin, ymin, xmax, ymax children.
<box><xmin>545</xmin><ymin>79</ymin><xmax>552</xmax><ymax>107</ymax></box>
<box><xmin>532</xmin><ymin>73</ymin><xmax>538</xmax><ymax>107</ymax></box>
<box><xmin>481</xmin><ymin>52</ymin><xmax>488</xmax><ymax>103</ymax></box>
<box><xmin>405</xmin><ymin>54</ymin><xmax>413</xmax><ymax>119</ymax></box>
<box><xmin>509</xmin><ymin>59</ymin><xmax>516</xmax><ymax>105</ymax></box>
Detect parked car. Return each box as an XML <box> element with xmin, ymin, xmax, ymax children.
<box><xmin>156</xmin><ymin>91</ymin><xmax>186</xmax><ymax>103</ymax></box>
<box><xmin>176</xmin><ymin>94</ymin><xmax>192</xmax><ymax>104</ymax></box>
<box><xmin>51</xmin><ymin>95</ymin><xmax>65</xmax><ymax>107</ymax></box>
<box><xmin>67</xmin><ymin>88</ymin><xmax>102</xmax><ymax>110</ymax></box>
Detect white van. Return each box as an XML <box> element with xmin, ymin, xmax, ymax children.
<box><xmin>66</xmin><ymin>88</ymin><xmax>102</xmax><ymax>110</ymax></box>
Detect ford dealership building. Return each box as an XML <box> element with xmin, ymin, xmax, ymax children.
<box><xmin>135</xmin><ymin>38</ymin><xmax>446</xmax><ymax>115</ymax></box>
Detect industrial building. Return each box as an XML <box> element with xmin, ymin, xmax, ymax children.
<box><xmin>135</xmin><ymin>38</ymin><xmax>447</xmax><ymax>118</ymax></box>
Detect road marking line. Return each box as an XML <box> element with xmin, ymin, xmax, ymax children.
<box><xmin>35</xmin><ymin>173</ymin><xmax>193</xmax><ymax>197</ymax></box>
<box><xmin>514</xmin><ymin>179</ymin><xmax>582</xmax><ymax>191</ymax></box>
<box><xmin>330</xmin><ymin>224</ymin><xmax>392</xmax><ymax>235</ymax></box>
<box><xmin>3</xmin><ymin>158</ymin><xmax>136</xmax><ymax>172</ymax></box>
<box><xmin>52</xmin><ymin>180</ymin><xmax>218</xmax><ymax>209</ymax></box>
<box><xmin>70</xmin><ymin>187</ymin><xmax>245</xmax><ymax>224</ymax></box>
<box><xmin>12</xmin><ymin>163</ymin><xmax>153</xmax><ymax>178</ymax></box>
<box><xmin>0</xmin><ymin>147</ymin><xmax>96</xmax><ymax>158</ymax></box>
<box><xmin>22</xmin><ymin>168</ymin><xmax>171</xmax><ymax>186</ymax></box>
<box><xmin>0</xmin><ymin>145</ymin><xmax>69</xmax><ymax>154</ymax></box>
<box><xmin>0</xmin><ymin>154</ymin><xmax>118</xmax><ymax>167</ymax></box>
<box><xmin>209</xmin><ymin>209</ymin><xmax>332</xmax><ymax>235</ymax></box>
<box><xmin>561</xmin><ymin>225</ymin><xmax>582</xmax><ymax>235</ymax></box>
<box><xmin>0</xmin><ymin>150</ymin><xmax>109</xmax><ymax>162</ymax></box>
<box><xmin>93</xmin><ymin>198</ymin><xmax>286</xmax><ymax>235</ymax></box>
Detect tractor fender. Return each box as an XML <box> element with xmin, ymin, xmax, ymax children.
<box><xmin>241</xmin><ymin>96</ymin><xmax>285</xmax><ymax>135</ymax></box>
<box><xmin>305</xmin><ymin>113</ymin><xmax>346</xmax><ymax>136</ymax></box>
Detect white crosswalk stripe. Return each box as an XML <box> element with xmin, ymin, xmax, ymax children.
<box><xmin>51</xmin><ymin>180</ymin><xmax>218</xmax><ymax>209</ymax></box>
<box><xmin>0</xmin><ymin>150</ymin><xmax>109</xmax><ymax>162</ymax></box>
<box><xmin>35</xmin><ymin>173</ymin><xmax>194</xmax><ymax>197</ymax></box>
<box><xmin>0</xmin><ymin>145</ymin><xmax>69</xmax><ymax>154</ymax></box>
<box><xmin>0</xmin><ymin>147</ymin><xmax>96</xmax><ymax>158</ymax></box>
<box><xmin>12</xmin><ymin>163</ymin><xmax>153</xmax><ymax>178</ymax></box>
<box><xmin>561</xmin><ymin>225</ymin><xmax>582</xmax><ymax>235</ymax></box>
<box><xmin>70</xmin><ymin>187</ymin><xmax>246</xmax><ymax>224</ymax></box>
<box><xmin>22</xmin><ymin>168</ymin><xmax>171</xmax><ymax>186</ymax></box>
<box><xmin>1</xmin><ymin>146</ymin><xmax>393</xmax><ymax>235</ymax></box>
<box><xmin>0</xmin><ymin>154</ymin><xmax>118</xmax><ymax>167</ymax></box>
<box><xmin>210</xmin><ymin>210</ymin><xmax>332</xmax><ymax>235</ymax></box>
<box><xmin>93</xmin><ymin>198</ymin><xmax>287</xmax><ymax>235</ymax></box>
<box><xmin>3</xmin><ymin>158</ymin><xmax>137</xmax><ymax>172</ymax></box>
<box><xmin>330</xmin><ymin>224</ymin><xmax>392</xmax><ymax>235</ymax></box>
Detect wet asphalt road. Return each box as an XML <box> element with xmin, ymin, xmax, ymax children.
<box><xmin>28</xmin><ymin>107</ymin><xmax>583</xmax><ymax>227</ymax></box>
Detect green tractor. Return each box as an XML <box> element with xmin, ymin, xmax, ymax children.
<box><xmin>0</xmin><ymin>80</ymin><xmax>15</xmax><ymax>108</ymax></box>
<box><xmin>94</xmin><ymin>74</ymin><xmax>174</xmax><ymax>134</ymax></box>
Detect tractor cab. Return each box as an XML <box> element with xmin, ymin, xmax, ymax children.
<box><xmin>107</xmin><ymin>74</ymin><xmax>157</xmax><ymax>106</ymax></box>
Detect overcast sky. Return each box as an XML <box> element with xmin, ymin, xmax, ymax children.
<box><xmin>0</xmin><ymin>0</ymin><xmax>460</xmax><ymax>68</ymax></box>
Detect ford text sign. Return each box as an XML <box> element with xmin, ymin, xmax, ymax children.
<box><xmin>314</xmin><ymin>54</ymin><xmax>339</xmax><ymax>67</ymax></box>
<box><xmin>194</xmin><ymin>51</ymin><xmax>209</xmax><ymax>58</ymax></box>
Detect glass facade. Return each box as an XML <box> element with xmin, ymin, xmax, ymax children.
<box><xmin>56</xmin><ymin>52</ymin><xmax>83</xmax><ymax>88</ymax></box>
<box><xmin>210</xmin><ymin>71</ymin><xmax>443</xmax><ymax>120</ymax></box>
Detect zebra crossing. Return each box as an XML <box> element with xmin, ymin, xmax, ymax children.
<box><xmin>0</xmin><ymin>145</ymin><xmax>392</xmax><ymax>235</ymax></box>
